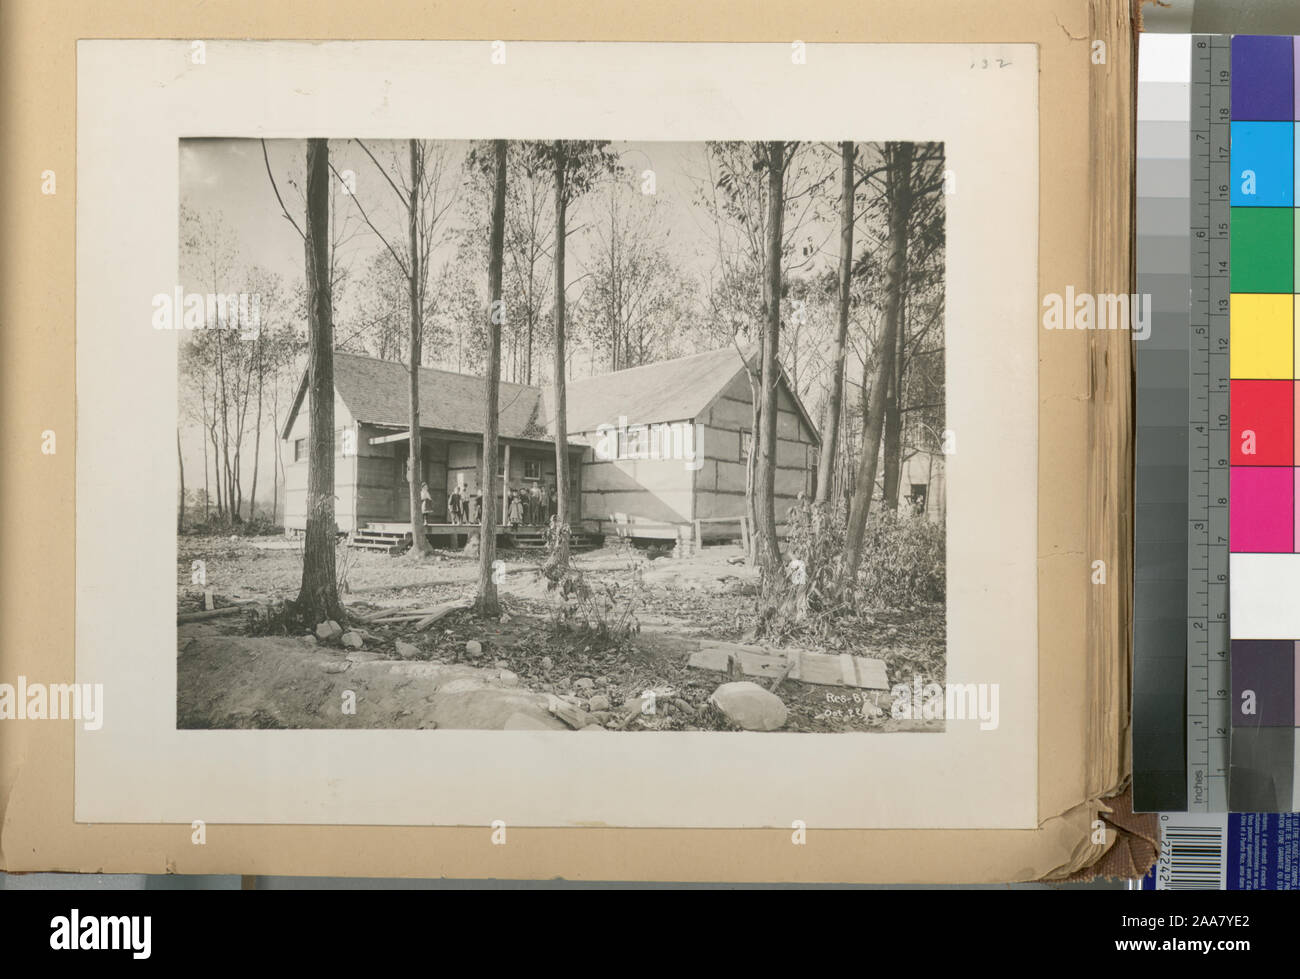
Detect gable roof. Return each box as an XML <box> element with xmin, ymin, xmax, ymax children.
<box><xmin>283</xmin><ymin>345</ymin><xmax>820</xmax><ymax>446</ymax></box>
<box><xmin>282</xmin><ymin>351</ymin><xmax>548</xmax><ymax>442</ymax></box>
<box><xmin>551</xmin><ymin>346</ymin><xmax>750</xmax><ymax>434</ymax></box>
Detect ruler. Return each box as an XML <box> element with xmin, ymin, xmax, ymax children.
<box><xmin>1186</xmin><ymin>34</ymin><xmax>1230</xmax><ymax>813</ymax></box>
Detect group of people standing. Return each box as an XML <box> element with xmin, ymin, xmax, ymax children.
<box><xmin>421</xmin><ymin>479</ymin><xmax>557</xmax><ymax>528</ymax></box>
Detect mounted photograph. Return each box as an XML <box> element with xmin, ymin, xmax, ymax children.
<box><xmin>173</xmin><ymin>136</ymin><xmax>948</xmax><ymax>735</ymax></box>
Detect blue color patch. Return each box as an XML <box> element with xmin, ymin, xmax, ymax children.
<box><xmin>1231</xmin><ymin>121</ymin><xmax>1295</xmax><ymax>206</ymax></box>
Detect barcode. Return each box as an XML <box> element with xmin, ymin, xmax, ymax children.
<box><xmin>1160</xmin><ymin>824</ymin><xmax>1226</xmax><ymax>890</ymax></box>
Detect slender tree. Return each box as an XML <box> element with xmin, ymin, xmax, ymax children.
<box><xmin>332</xmin><ymin>139</ymin><xmax>459</xmax><ymax>556</ymax></box>
<box><xmin>845</xmin><ymin>142</ymin><xmax>913</xmax><ymax>578</ymax></box>
<box><xmin>177</xmin><ymin>428</ymin><xmax>186</xmax><ymax>532</ymax></box>
<box><xmin>521</xmin><ymin>141</ymin><xmax>621</xmax><ymax>573</ymax></box>
<box><xmin>405</xmin><ymin>140</ymin><xmax>428</xmax><ymax>555</ymax></box>
<box><xmin>475</xmin><ymin>140</ymin><xmax>509</xmax><ymax>616</ymax></box>
<box><xmin>752</xmin><ymin>140</ymin><xmax>787</xmax><ymax>573</ymax></box>
<box><xmin>294</xmin><ymin>138</ymin><xmax>345</xmax><ymax>625</ymax></box>
<box><xmin>816</xmin><ymin>141</ymin><xmax>855</xmax><ymax>505</ymax></box>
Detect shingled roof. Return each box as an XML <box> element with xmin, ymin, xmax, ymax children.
<box><xmin>282</xmin><ymin>351</ymin><xmax>549</xmax><ymax>441</ymax></box>
<box><xmin>551</xmin><ymin>346</ymin><xmax>752</xmax><ymax>434</ymax></box>
<box><xmin>284</xmin><ymin>345</ymin><xmax>818</xmax><ymax>444</ymax></box>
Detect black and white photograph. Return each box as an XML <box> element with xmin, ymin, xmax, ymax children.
<box><xmin>172</xmin><ymin>136</ymin><xmax>948</xmax><ymax>735</ymax></box>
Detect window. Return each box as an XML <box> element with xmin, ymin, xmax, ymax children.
<box><xmin>497</xmin><ymin>454</ymin><xmax>506</xmax><ymax>477</ymax></box>
<box><xmin>293</xmin><ymin>438</ymin><xmax>306</xmax><ymax>463</ymax></box>
<box><xmin>740</xmin><ymin>429</ymin><xmax>752</xmax><ymax>460</ymax></box>
<box><xmin>524</xmin><ymin>458</ymin><xmax>543</xmax><ymax>480</ymax></box>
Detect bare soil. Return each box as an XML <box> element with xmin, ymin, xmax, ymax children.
<box><xmin>176</xmin><ymin>533</ymin><xmax>944</xmax><ymax>733</ymax></box>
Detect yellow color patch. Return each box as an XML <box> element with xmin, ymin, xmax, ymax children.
<box><xmin>1231</xmin><ymin>293</ymin><xmax>1293</xmax><ymax>379</ymax></box>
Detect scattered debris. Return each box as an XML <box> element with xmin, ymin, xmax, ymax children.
<box><xmin>177</xmin><ymin>603</ymin><xmax>259</xmax><ymax>625</ymax></box>
<box><xmin>465</xmin><ymin>640</ymin><xmax>483</xmax><ymax>656</ymax></box>
<box><xmin>416</xmin><ymin>600</ymin><xmax>471</xmax><ymax>632</ymax></box>
<box><xmin>547</xmin><ymin>698</ymin><xmax>592</xmax><ymax>730</ymax></box>
<box><xmin>395</xmin><ymin>640</ymin><xmax>421</xmax><ymax>659</ymax></box>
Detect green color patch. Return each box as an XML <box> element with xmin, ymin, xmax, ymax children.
<box><xmin>1231</xmin><ymin>207</ymin><xmax>1293</xmax><ymax>293</ymax></box>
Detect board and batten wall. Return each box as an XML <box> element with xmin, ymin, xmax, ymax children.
<box><xmin>282</xmin><ymin>391</ymin><xmax>357</xmax><ymax>534</ymax></box>
<box><xmin>577</xmin><ymin>372</ymin><xmax>817</xmax><ymax>538</ymax></box>
<box><xmin>694</xmin><ymin>370</ymin><xmax>817</xmax><ymax>529</ymax></box>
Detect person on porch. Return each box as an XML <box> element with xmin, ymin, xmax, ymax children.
<box><xmin>508</xmin><ymin>490</ymin><xmax>522</xmax><ymax>530</ymax></box>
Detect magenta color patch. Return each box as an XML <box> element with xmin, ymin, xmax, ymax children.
<box><xmin>1231</xmin><ymin>466</ymin><xmax>1294</xmax><ymax>552</ymax></box>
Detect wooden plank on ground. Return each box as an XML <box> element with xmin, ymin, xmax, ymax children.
<box><xmin>415</xmin><ymin>600</ymin><xmax>471</xmax><ymax>631</ymax></box>
<box><xmin>686</xmin><ymin>643</ymin><xmax>889</xmax><ymax>690</ymax></box>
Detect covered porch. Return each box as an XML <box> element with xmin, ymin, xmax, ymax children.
<box><xmin>350</xmin><ymin>423</ymin><xmax>590</xmax><ymax>549</ymax></box>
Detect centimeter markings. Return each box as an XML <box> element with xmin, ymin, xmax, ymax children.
<box><xmin>1188</xmin><ymin>34</ymin><xmax>1230</xmax><ymax>813</ymax></box>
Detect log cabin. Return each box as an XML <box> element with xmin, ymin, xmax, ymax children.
<box><xmin>280</xmin><ymin>346</ymin><xmax>821</xmax><ymax>549</ymax></box>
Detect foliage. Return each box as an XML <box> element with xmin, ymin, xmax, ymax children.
<box><xmin>854</xmin><ymin>508</ymin><xmax>945</xmax><ymax>608</ymax></box>
<box><xmin>758</xmin><ymin>495</ymin><xmax>945</xmax><ymax>641</ymax></box>
<box><xmin>546</xmin><ymin>560</ymin><xmax>644</xmax><ymax>647</ymax></box>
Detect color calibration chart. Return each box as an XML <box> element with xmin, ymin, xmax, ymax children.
<box><xmin>1228</xmin><ymin>35</ymin><xmax>1300</xmax><ymax>813</ymax></box>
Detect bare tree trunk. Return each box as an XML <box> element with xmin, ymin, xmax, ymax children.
<box><xmin>295</xmin><ymin>137</ymin><xmax>344</xmax><ymax>626</ymax></box>
<box><xmin>744</xmin><ymin>370</ymin><xmax>760</xmax><ymax>566</ymax></box>
<box><xmin>845</xmin><ymin>142</ymin><xmax>913</xmax><ymax>579</ymax></box>
<box><xmin>407</xmin><ymin>140</ymin><xmax>431</xmax><ymax>556</ymax></box>
<box><xmin>816</xmin><ymin>141</ymin><xmax>855</xmax><ymax>505</ymax></box>
<box><xmin>271</xmin><ymin>368</ymin><xmax>281</xmax><ymax>525</ymax></box>
<box><xmin>177</xmin><ymin>428</ymin><xmax>186</xmax><ymax>533</ymax></box>
<box><xmin>249</xmin><ymin>338</ymin><xmax>264</xmax><ymax>524</ymax></box>
<box><xmin>752</xmin><ymin>141</ymin><xmax>785</xmax><ymax>573</ymax></box>
<box><xmin>882</xmin><ymin>301</ymin><xmax>907</xmax><ymax>510</ymax></box>
<box><xmin>549</xmin><ymin>147</ymin><xmax>572</xmax><ymax>572</ymax></box>
<box><xmin>475</xmin><ymin>139</ymin><xmax>508</xmax><ymax>617</ymax></box>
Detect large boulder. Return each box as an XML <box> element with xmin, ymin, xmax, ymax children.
<box><xmin>708</xmin><ymin>681</ymin><xmax>788</xmax><ymax>731</ymax></box>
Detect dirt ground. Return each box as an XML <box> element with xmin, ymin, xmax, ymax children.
<box><xmin>177</xmin><ymin>533</ymin><xmax>945</xmax><ymax>733</ymax></box>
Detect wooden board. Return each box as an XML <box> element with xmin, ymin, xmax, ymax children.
<box><xmin>686</xmin><ymin>642</ymin><xmax>889</xmax><ymax>690</ymax></box>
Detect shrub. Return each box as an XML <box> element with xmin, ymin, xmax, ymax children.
<box><xmin>759</xmin><ymin>497</ymin><xmax>945</xmax><ymax>640</ymax></box>
<box><xmin>547</xmin><ymin>562</ymin><xmax>643</xmax><ymax>647</ymax></box>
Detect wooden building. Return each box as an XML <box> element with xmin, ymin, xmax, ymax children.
<box><xmin>281</xmin><ymin>347</ymin><xmax>820</xmax><ymax>547</ymax></box>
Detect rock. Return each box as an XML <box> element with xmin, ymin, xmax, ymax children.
<box><xmin>504</xmin><ymin>712</ymin><xmax>561</xmax><ymax>730</ymax></box>
<box><xmin>588</xmin><ymin>694</ymin><xmax>611</xmax><ymax>712</ymax></box>
<box><xmin>497</xmin><ymin>669</ymin><xmax>520</xmax><ymax>687</ymax></box>
<box><xmin>439</xmin><ymin>678</ymin><xmax>488</xmax><ymax>694</ymax></box>
<box><xmin>495</xmin><ymin>659</ymin><xmax>510</xmax><ymax>669</ymax></box>
<box><xmin>575</xmin><ymin>678</ymin><xmax>595</xmax><ymax>693</ymax></box>
<box><xmin>316</xmin><ymin>620</ymin><xmax>343</xmax><ymax>641</ymax></box>
<box><xmin>538</xmin><ymin>683</ymin><xmax>554</xmax><ymax>693</ymax></box>
<box><xmin>340</xmin><ymin>631</ymin><xmax>364</xmax><ymax>650</ymax></box>
<box><xmin>465</xmin><ymin>640</ymin><xmax>483</xmax><ymax>656</ymax></box>
<box><xmin>707</xmin><ymin>681</ymin><xmax>788</xmax><ymax>731</ymax></box>
<box><xmin>541</xmin><ymin>656</ymin><xmax>553</xmax><ymax>671</ymax></box>
<box><xmin>301</xmin><ymin>635</ymin><xmax>317</xmax><ymax>645</ymax></box>
<box><xmin>590</xmin><ymin>711</ymin><xmax>615</xmax><ymax>724</ymax></box>
<box><xmin>395</xmin><ymin>640</ymin><xmax>420</xmax><ymax>660</ymax></box>
<box><xmin>499</xmin><ymin>613</ymin><xmax>511</xmax><ymax>624</ymax></box>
